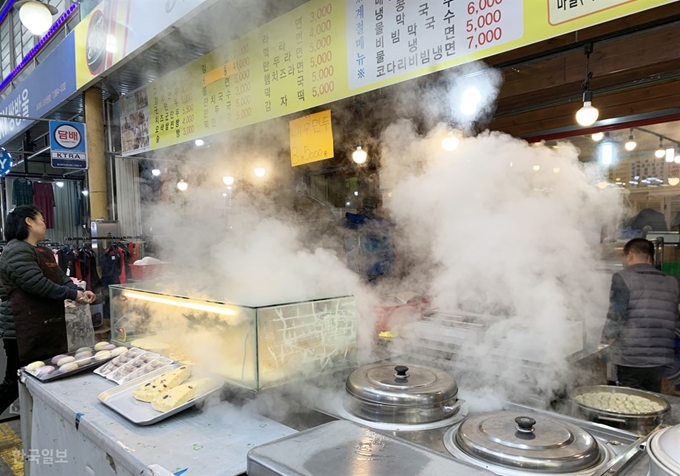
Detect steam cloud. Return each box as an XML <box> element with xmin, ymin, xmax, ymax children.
<box><xmin>132</xmin><ymin>60</ymin><xmax>623</xmax><ymax>411</ymax></box>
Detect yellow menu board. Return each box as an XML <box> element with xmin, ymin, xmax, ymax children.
<box><xmin>290</xmin><ymin>110</ymin><xmax>335</xmax><ymax>166</ymax></box>
<box><xmin>121</xmin><ymin>0</ymin><xmax>677</xmax><ymax>156</ymax></box>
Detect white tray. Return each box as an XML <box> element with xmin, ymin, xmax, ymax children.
<box><xmin>98</xmin><ymin>365</ymin><xmax>224</xmax><ymax>425</ymax></box>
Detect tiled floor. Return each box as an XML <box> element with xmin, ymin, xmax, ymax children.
<box><xmin>0</xmin><ymin>418</ymin><xmax>23</xmax><ymax>476</ymax></box>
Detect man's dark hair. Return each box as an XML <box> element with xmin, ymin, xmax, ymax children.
<box><xmin>5</xmin><ymin>205</ymin><xmax>41</xmax><ymax>241</ymax></box>
<box><xmin>623</xmin><ymin>238</ymin><xmax>654</xmax><ymax>261</ymax></box>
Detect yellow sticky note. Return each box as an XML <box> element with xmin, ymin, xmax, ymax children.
<box><xmin>289</xmin><ymin>110</ymin><xmax>334</xmax><ymax>167</ymax></box>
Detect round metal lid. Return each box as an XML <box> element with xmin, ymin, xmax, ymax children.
<box><xmin>452</xmin><ymin>412</ymin><xmax>602</xmax><ymax>473</ymax></box>
<box><xmin>345</xmin><ymin>363</ymin><xmax>458</xmax><ymax>406</ymax></box>
<box><xmin>649</xmin><ymin>425</ymin><xmax>680</xmax><ymax>475</ymax></box>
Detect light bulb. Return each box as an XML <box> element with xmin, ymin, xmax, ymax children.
<box><xmin>597</xmin><ymin>182</ymin><xmax>608</xmax><ymax>189</ymax></box>
<box><xmin>460</xmin><ymin>87</ymin><xmax>482</xmax><ymax>116</ymax></box>
<box><xmin>151</xmin><ymin>169</ymin><xmax>161</xmax><ymax>177</ymax></box>
<box><xmin>19</xmin><ymin>1</ymin><xmax>54</xmax><ymax>36</ymax></box>
<box><xmin>352</xmin><ymin>146</ymin><xmax>367</xmax><ymax>164</ymax></box>
<box><xmin>441</xmin><ymin>136</ymin><xmax>459</xmax><ymax>152</ymax></box>
<box><xmin>533</xmin><ymin>165</ymin><xmax>540</xmax><ymax>171</ymax></box>
<box><xmin>55</xmin><ymin>181</ymin><xmax>64</xmax><ymax>188</ymax></box>
<box><xmin>591</xmin><ymin>132</ymin><xmax>604</xmax><ymax>142</ymax></box>
<box><xmin>253</xmin><ymin>167</ymin><xmax>266</xmax><ymax>177</ymax></box>
<box><xmin>195</xmin><ymin>139</ymin><xmax>204</xmax><ymax>147</ymax></box>
<box><xmin>222</xmin><ymin>176</ymin><xmax>235</xmax><ymax>185</ymax></box>
<box><xmin>624</xmin><ymin>137</ymin><xmax>637</xmax><ymax>151</ymax></box>
<box><xmin>82</xmin><ymin>189</ymin><xmax>89</xmax><ymax>196</ymax></box>
<box><xmin>666</xmin><ymin>148</ymin><xmax>675</xmax><ymax>163</ymax></box>
<box><xmin>222</xmin><ymin>193</ymin><xmax>227</xmax><ymax>197</ymax></box>
<box><xmin>354</xmin><ymin>191</ymin><xmax>359</xmax><ymax>196</ymax></box>
<box><xmin>669</xmin><ymin>178</ymin><xmax>680</xmax><ymax>186</ymax></box>
<box><xmin>177</xmin><ymin>180</ymin><xmax>188</xmax><ymax>191</ymax></box>
<box><xmin>655</xmin><ymin>148</ymin><xmax>666</xmax><ymax>159</ymax></box>
<box><xmin>553</xmin><ymin>168</ymin><xmax>560</xmax><ymax>173</ymax></box>
<box><xmin>576</xmin><ymin>101</ymin><xmax>599</xmax><ymax>126</ymax></box>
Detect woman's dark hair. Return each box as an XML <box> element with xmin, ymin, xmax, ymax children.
<box><xmin>5</xmin><ymin>205</ymin><xmax>42</xmax><ymax>241</ymax></box>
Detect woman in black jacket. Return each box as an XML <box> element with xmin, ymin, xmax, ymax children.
<box><xmin>0</xmin><ymin>205</ymin><xmax>95</xmax><ymax>413</ymax></box>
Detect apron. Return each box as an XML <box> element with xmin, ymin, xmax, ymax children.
<box><xmin>10</xmin><ymin>246</ymin><xmax>69</xmax><ymax>363</ymax></box>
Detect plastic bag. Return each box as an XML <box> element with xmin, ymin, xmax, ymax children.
<box><xmin>65</xmin><ymin>301</ymin><xmax>95</xmax><ymax>351</ymax></box>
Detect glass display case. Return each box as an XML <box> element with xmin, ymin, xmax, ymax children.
<box><xmin>109</xmin><ymin>284</ymin><xmax>357</xmax><ymax>391</ymax></box>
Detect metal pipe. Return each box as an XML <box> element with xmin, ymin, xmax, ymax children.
<box><xmin>25</xmin><ymin>145</ymin><xmax>50</xmax><ymax>161</ymax></box>
<box><xmin>0</xmin><ymin>114</ymin><xmax>51</xmax><ymax>123</ymax></box>
<box><xmin>0</xmin><ymin>178</ymin><xmax>6</xmax><ymax>236</ymax></box>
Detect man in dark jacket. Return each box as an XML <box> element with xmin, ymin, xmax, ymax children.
<box><xmin>602</xmin><ymin>238</ymin><xmax>680</xmax><ymax>392</ymax></box>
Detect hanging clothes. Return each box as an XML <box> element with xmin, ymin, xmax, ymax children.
<box><xmin>33</xmin><ymin>182</ymin><xmax>56</xmax><ymax>229</ymax></box>
<box><xmin>12</xmin><ymin>178</ymin><xmax>34</xmax><ymax>206</ymax></box>
<box><xmin>57</xmin><ymin>247</ymin><xmax>77</xmax><ymax>278</ymax></box>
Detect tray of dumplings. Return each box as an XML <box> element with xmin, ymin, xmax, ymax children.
<box><xmin>97</xmin><ymin>364</ymin><xmax>224</xmax><ymax>425</ymax></box>
<box><xmin>23</xmin><ymin>342</ymin><xmax>125</xmax><ymax>382</ymax></box>
<box><xmin>94</xmin><ymin>347</ymin><xmax>173</xmax><ymax>384</ymax></box>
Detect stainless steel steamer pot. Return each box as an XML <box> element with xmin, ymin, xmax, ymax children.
<box><xmin>647</xmin><ymin>425</ymin><xmax>680</xmax><ymax>476</ymax></box>
<box><xmin>569</xmin><ymin>385</ymin><xmax>670</xmax><ymax>435</ymax></box>
<box><xmin>344</xmin><ymin>363</ymin><xmax>460</xmax><ymax>424</ymax></box>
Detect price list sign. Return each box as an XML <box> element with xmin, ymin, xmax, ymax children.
<box><xmin>347</xmin><ymin>0</ymin><xmax>523</xmax><ymax>89</ymax></box>
<box><xmin>145</xmin><ymin>1</ymin><xmax>346</xmax><ymax>150</ymax></box>
<box><xmin>122</xmin><ymin>0</ymin><xmax>671</xmax><ymax>155</ymax></box>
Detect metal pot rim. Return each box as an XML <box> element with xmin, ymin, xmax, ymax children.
<box><xmin>648</xmin><ymin>426</ymin><xmax>680</xmax><ymax>475</ymax></box>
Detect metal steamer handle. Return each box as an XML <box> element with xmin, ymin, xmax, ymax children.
<box><xmin>515</xmin><ymin>416</ymin><xmax>536</xmax><ymax>434</ymax></box>
<box><xmin>394</xmin><ymin>365</ymin><xmax>409</xmax><ymax>380</ymax></box>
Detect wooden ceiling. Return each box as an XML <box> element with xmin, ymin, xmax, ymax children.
<box><xmin>482</xmin><ymin>3</ymin><xmax>680</xmax><ymax>138</ymax></box>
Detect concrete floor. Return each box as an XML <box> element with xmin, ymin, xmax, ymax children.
<box><xmin>0</xmin><ymin>341</ymin><xmax>23</xmax><ymax>476</ymax></box>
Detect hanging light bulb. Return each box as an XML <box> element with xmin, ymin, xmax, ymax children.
<box><xmin>591</xmin><ymin>132</ymin><xmax>604</xmax><ymax>142</ymax></box>
<box><xmin>253</xmin><ymin>167</ymin><xmax>266</xmax><ymax>177</ymax></box>
<box><xmin>624</xmin><ymin>129</ymin><xmax>637</xmax><ymax>151</ymax></box>
<box><xmin>553</xmin><ymin>168</ymin><xmax>561</xmax><ymax>173</ymax></box>
<box><xmin>177</xmin><ymin>180</ymin><xmax>188</xmax><ymax>191</ymax></box>
<box><xmin>532</xmin><ymin>165</ymin><xmax>540</xmax><ymax>171</ymax></box>
<box><xmin>575</xmin><ymin>43</ymin><xmax>599</xmax><ymax>127</ymax></box>
<box><xmin>655</xmin><ymin>139</ymin><xmax>666</xmax><ymax>159</ymax></box>
<box><xmin>352</xmin><ymin>146</ymin><xmax>368</xmax><ymax>164</ymax></box>
<box><xmin>441</xmin><ymin>136</ymin><xmax>459</xmax><ymax>152</ymax></box>
<box><xmin>669</xmin><ymin>177</ymin><xmax>680</xmax><ymax>186</ymax></box>
<box><xmin>576</xmin><ymin>92</ymin><xmax>599</xmax><ymax>126</ymax></box>
<box><xmin>151</xmin><ymin>169</ymin><xmax>161</xmax><ymax>177</ymax></box>
<box><xmin>222</xmin><ymin>176</ymin><xmax>235</xmax><ymax>185</ymax></box>
<box><xmin>16</xmin><ymin>1</ymin><xmax>57</xmax><ymax>36</ymax></box>
<box><xmin>597</xmin><ymin>182</ymin><xmax>608</xmax><ymax>189</ymax></box>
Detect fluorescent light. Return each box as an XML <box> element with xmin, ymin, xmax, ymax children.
<box><xmin>460</xmin><ymin>87</ymin><xmax>482</xmax><ymax>116</ymax></box>
<box><xmin>666</xmin><ymin>148</ymin><xmax>676</xmax><ymax>163</ymax></box>
<box><xmin>601</xmin><ymin>142</ymin><xmax>613</xmax><ymax>165</ymax></box>
<box><xmin>122</xmin><ymin>291</ymin><xmax>236</xmax><ymax>316</ymax></box>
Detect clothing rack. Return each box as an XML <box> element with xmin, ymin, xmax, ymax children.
<box><xmin>64</xmin><ymin>236</ymin><xmax>144</xmax><ymax>241</ymax></box>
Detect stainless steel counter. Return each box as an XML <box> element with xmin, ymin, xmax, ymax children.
<box><xmin>18</xmin><ymin>371</ymin><xmax>296</xmax><ymax>476</ymax></box>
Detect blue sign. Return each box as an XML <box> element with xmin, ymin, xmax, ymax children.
<box><xmin>0</xmin><ymin>33</ymin><xmax>76</xmax><ymax>146</ymax></box>
<box><xmin>0</xmin><ymin>148</ymin><xmax>12</xmax><ymax>176</ymax></box>
<box><xmin>50</xmin><ymin>120</ymin><xmax>88</xmax><ymax>169</ymax></box>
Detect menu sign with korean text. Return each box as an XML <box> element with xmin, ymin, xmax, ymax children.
<box><xmin>120</xmin><ymin>0</ymin><xmax>677</xmax><ymax>155</ymax></box>
<box><xmin>290</xmin><ymin>110</ymin><xmax>334</xmax><ymax>166</ymax></box>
